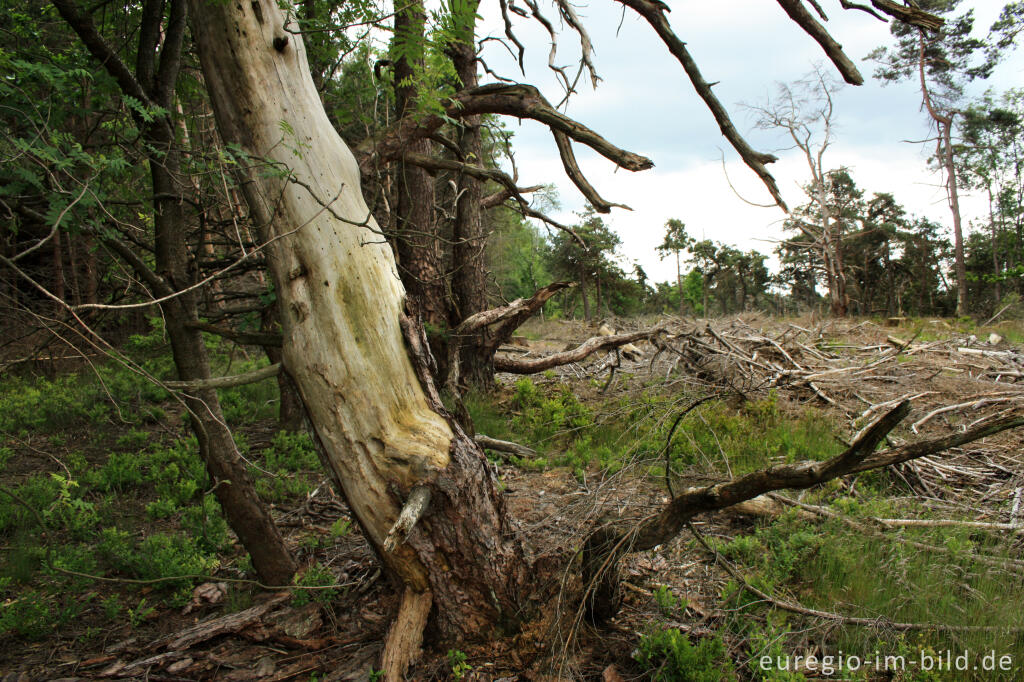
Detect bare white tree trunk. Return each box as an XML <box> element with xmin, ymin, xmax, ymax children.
<box><xmin>185</xmin><ymin>1</ymin><xmax>524</xmax><ymax>676</ymax></box>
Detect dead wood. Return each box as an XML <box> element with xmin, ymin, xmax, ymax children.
<box><xmin>494</xmin><ymin>328</ymin><xmax>662</xmax><ymax>374</ymax></box>
<box><xmin>150</xmin><ymin>592</ymin><xmax>291</xmax><ymax>651</ymax></box>
<box><xmin>475</xmin><ymin>435</ymin><xmax>538</xmax><ymax>458</ymax></box>
<box><xmin>580</xmin><ymin>401</ymin><xmax>1024</xmax><ymax>622</ymax></box>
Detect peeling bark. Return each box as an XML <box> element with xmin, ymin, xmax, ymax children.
<box><xmin>186</xmin><ymin>0</ymin><xmax>525</xmax><ymax>668</ymax></box>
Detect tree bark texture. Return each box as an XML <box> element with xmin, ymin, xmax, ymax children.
<box><xmin>393</xmin><ymin>0</ymin><xmax>447</xmax><ymax>344</ymax></box>
<box><xmin>186</xmin><ymin>0</ymin><xmax>525</xmax><ymax>657</ymax></box>
<box><xmin>449</xmin><ymin>0</ymin><xmax>493</xmax><ymax>390</ymax></box>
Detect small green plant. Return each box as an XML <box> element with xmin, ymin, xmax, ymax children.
<box><xmin>653</xmin><ymin>584</ymin><xmax>684</xmax><ymax>617</ymax></box>
<box><xmin>291</xmin><ymin>562</ymin><xmax>341</xmax><ymax>606</ymax></box>
<box><xmin>634</xmin><ymin>627</ymin><xmax>737</xmax><ymax>681</ymax></box>
<box><xmin>447</xmin><ymin>648</ymin><xmax>472</xmax><ymax>680</ymax></box>
<box><xmin>101</xmin><ymin>594</ymin><xmax>122</xmax><ymax>619</ymax></box>
<box><xmin>330</xmin><ymin>517</ymin><xmax>351</xmax><ymax>537</ymax></box>
<box><xmin>127</xmin><ymin>598</ymin><xmax>156</xmax><ymax>627</ymax></box>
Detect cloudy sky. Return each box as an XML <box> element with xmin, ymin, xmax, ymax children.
<box><xmin>473</xmin><ymin>1</ymin><xmax>1024</xmax><ymax>283</ymax></box>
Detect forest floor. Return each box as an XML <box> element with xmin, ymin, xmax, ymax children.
<box><xmin>1</xmin><ymin>314</ymin><xmax>1023</xmax><ymax>680</ymax></box>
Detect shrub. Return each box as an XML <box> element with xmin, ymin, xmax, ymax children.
<box><xmin>635</xmin><ymin>628</ymin><xmax>737</xmax><ymax>681</ymax></box>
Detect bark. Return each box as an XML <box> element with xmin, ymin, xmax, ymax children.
<box><xmin>579</xmin><ymin>266</ymin><xmax>591</xmax><ymax>321</ymax></box>
<box><xmin>675</xmin><ymin>250</ymin><xmax>683</xmax><ymax>316</ymax></box>
<box><xmin>261</xmin><ymin>305</ymin><xmax>304</xmax><ymax>431</ymax></box>
<box><xmin>941</xmin><ymin>119</ymin><xmax>968</xmax><ymax>317</ymax></box>
<box><xmin>448</xmin><ymin>0</ymin><xmax>492</xmax><ymax>391</ymax></box>
<box><xmin>186</xmin><ymin>1</ymin><xmax>525</xmax><ymax>672</ymax></box>
<box><xmin>916</xmin><ymin>33</ymin><xmax>967</xmax><ymax>317</ymax></box>
<box><xmin>52</xmin><ymin>228</ymin><xmax>65</xmax><ymax>309</ymax></box>
<box><xmin>393</xmin><ymin>0</ymin><xmax>447</xmax><ymax>344</ymax></box>
<box><xmin>51</xmin><ymin>0</ymin><xmax>296</xmax><ymax>586</ymax></box>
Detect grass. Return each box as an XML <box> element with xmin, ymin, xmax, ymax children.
<box><xmin>3</xmin><ymin>315</ymin><xmax>1022</xmax><ymax>674</ymax></box>
<box><xmin>716</xmin><ymin>501</ymin><xmax>1024</xmax><ymax>681</ymax></box>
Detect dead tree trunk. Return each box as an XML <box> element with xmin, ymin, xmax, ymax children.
<box><xmin>917</xmin><ymin>33</ymin><xmax>967</xmax><ymax>317</ymax></box>
<box><xmin>186</xmin><ymin>1</ymin><xmax>525</xmax><ymax>675</ymax></box>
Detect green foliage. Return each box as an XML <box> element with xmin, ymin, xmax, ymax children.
<box><xmin>653</xmin><ymin>584</ymin><xmax>684</xmax><ymax>618</ymax></box>
<box><xmin>719</xmin><ymin>497</ymin><xmax>1024</xmax><ymax>681</ymax></box>
<box><xmin>99</xmin><ymin>528</ymin><xmax>219</xmax><ymax>586</ymax></box>
<box><xmin>330</xmin><ymin>518</ymin><xmax>352</xmax><ymax>538</ymax></box>
<box><xmin>447</xmin><ymin>649</ymin><xmax>472</xmax><ymax>680</ymax></box>
<box><xmin>0</xmin><ymin>589</ymin><xmax>82</xmax><ymax>640</ymax></box>
<box><xmin>251</xmin><ymin>430</ymin><xmax>320</xmax><ymax>502</ymax></box>
<box><xmin>126</xmin><ymin>598</ymin><xmax>156</xmax><ymax>627</ymax></box>
<box><xmin>511</xmin><ymin>379</ymin><xmax>593</xmax><ymax>446</ymax></box>
<box><xmin>264</xmin><ymin>431</ymin><xmax>319</xmax><ymax>471</ymax></box>
<box><xmin>665</xmin><ymin>394</ymin><xmax>840</xmax><ymax>476</ymax></box>
<box><xmin>634</xmin><ymin>628</ymin><xmax>737</xmax><ymax>681</ymax></box>
<box><xmin>291</xmin><ymin>562</ymin><xmax>342</xmax><ymax>607</ymax></box>
<box><xmin>0</xmin><ymin>375</ymin><xmax>110</xmax><ymax>434</ymax></box>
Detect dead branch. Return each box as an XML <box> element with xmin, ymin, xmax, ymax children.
<box><xmin>911</xmin><ymin>394</ymin><xmax>1024</xmax><ymax>432</ymax></box>
<box><xmin>380</xmin><ymin>587</ymin><xmax>433</xmax><ymax>682</ymax></box>
<box><xmin>481</xmin><ymin>183</ymin><xmax>543</xmax><ymax>209</ymax></box>
<box><xmin>769</xmin><ymin>494</ymin><xmax>1024</xmax><ymax>570</ymax></box>
<box><xmin>475</xmin><ymin>435</ymin><xmax>537</xmax><ymax>458</ymax></box>
<box><xmin>444</xmin><ymin>282</ymin><xmax>573</xmax><ymax>395</ymax></box>
<box><xmin>553</xmin><ymin>131</ymin><xmax>631</xmax><ymax>213</ymax></box>
<box><xmin>614</xmin><ymin>0</ymin><xmax>786</xmax><ymax>210</ymax></box>
<box><xmin>456</xmin><ymin>282</ymin><xmax>573</xmax><ymax>337</ymax></box>
<box><xmin>365</xmin><ymin>84</ymin><xmax>652</xmax><ymax>175</ymax></box>
<box><xmin>774</xmin><ymin>0</ymin><xmax>864</xmax><ymax>85</ymax></box>
<box><xmin>383</xmin><ymin>486</ymin><xmax>432</xmax><ymax>552</ymax></box>
<box><xmin>452</xmin><ymin>84</ymin><xmax>653</xmax><ymax>171</ymax></box>
<box><xmin>185</xmin><ymin>321</ymin><xmax>283</xmax><ymax>346</ymax></box>
<box><xmin>164</xmin><ymin>362</ymin><xmax>282</xmax><ymax>390</ymax></box>
<box><xmin>494</xmin><ymin>328</ymin><xmax>662</xmax><ymax>374</ymax></box>
<box><xmin>580</xmin><ymin>402</ymin><xmax>1024</xmax><ymax>621</ymax></box>
<box><xmin>856</xmin><ymin>0</ymin><xmax>945</xmax><ymax>31</ymax></box>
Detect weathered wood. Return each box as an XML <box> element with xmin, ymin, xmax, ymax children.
<box><xmin>495</xmin><ymin>328</ymin><xmax>660</xmax><ymax>374</ymax></box>
<box><xmin>475</xmin><ymin>435</ymin><xmax>537</xmax><ymax>458</ymax></box>
<box><xmin>152</xmin><ymin>593</ymin><xmax>291</xmax><ymax>651</ymax></box>
<box><xmin>187</xmin><ymin>4</ymin><xmax>526</xmax><ymax>671</ymax></box>
<box><xmin>164</xmin><ymin>363</ymin><xmax>281</xmax><ymax>391</ymax></box>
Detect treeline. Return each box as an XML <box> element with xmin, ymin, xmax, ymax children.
<box><xmin>488</xmin><ymin>83</ymin><xmax>1024</xmax><ymax>321</ymax></box>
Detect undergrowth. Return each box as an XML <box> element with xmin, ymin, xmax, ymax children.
<box><xmin>0</xmin><ymin>321</ymin><xmax>329</xmax><ymax>644</ymax></box>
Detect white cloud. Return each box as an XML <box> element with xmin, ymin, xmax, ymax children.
<box><xmin>476</xmin><ymin>1</ymin><xmax>1023</xmax><ymax>284</ymax></box>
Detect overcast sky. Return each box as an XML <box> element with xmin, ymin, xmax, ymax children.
<box><xmin>473</xmin><ymin>1</ymin><xmax>1024</xmax><ymax>283</ymax></box>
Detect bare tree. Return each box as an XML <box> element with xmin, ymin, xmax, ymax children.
<box><xmin>749</xmin><ymin>69</ymin><xmax>851</xmax><ymax>317</ymax></box>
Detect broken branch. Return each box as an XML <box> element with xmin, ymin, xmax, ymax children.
<box><xmin>494</xmin><ymin>328</ymin><xmax>661</xmax><ymax>374</ymax></box>
<box><xmin>164</xmin><ymin>363</ymin><xmax>282</xmax><ymax>390</ymax></box>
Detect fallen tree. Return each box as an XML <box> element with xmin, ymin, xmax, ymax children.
<box><xmin>581</xmin><ymin>401</ymin><xmax>1024</xmax><ymax>621</ymax></box>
